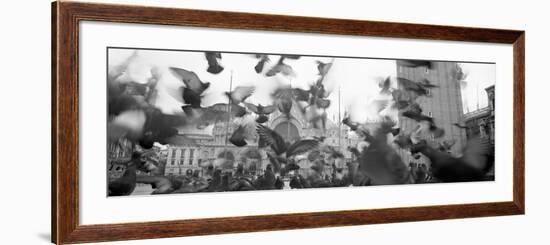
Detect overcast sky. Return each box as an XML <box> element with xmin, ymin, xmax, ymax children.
<box><xmin>459</xmin><ymin>63</ymin><xmax>496</xmax><ymax>113</ymax></box>
<box><xmin>109</xmin><ymin>48</ymin><xmax>495</xmax><ymax>123</ymax></box>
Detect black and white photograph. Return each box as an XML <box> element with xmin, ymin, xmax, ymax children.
<box><xmin>107</xmin><ymin>48</ymin><xmax>496</xmax><ymax>197</ymax></box>
<box><xmin>4</xmin><ymin>0</ymin><xmax>545</xmax><ymax>244</ymax></box>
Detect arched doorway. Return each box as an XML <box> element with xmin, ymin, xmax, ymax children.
<box><xmin>274</xmin><ymin>121</ymin><xmax>300</xmax><ymax>142</ymax></box>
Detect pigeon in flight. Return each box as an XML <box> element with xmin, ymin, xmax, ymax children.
<box><xmin>204</xmin><ymin>52</ymin><xmax>224</xmax><ymax>74</ymax></box>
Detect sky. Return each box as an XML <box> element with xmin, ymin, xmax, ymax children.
<box><xmin>108</xmin><ymin>48</ymin><xmax>495</xmax><ymax>126</ymax></box>
<box><xmin>458</xmin><ymin>63</ymin><xmax>496</xmax><ymax>113</ymax></box>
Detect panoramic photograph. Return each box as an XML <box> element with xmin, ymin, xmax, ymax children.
<box><xmin>106</xmin><ymin>48</ymin><xmax>495</xmax><ymax>197</ymax></box>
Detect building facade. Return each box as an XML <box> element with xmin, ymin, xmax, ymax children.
<box><xmin>164</xmin><ymin>100</ymin><xmax>359</xmax><ymax>177</ymax></box>
<box><xmin>463</xmin><ymin>85</ymin><xmax>495</xmax><ymax>144</ymax></box>
<box><xmin>396</xmin><ymin>62</ymin><xmax>468</xmax><ymax>166</ymax></box>
<box><xmin>461</xmin><ymin>85</ymin><xmax>495</xmax><ymax>177</ymax></box>
<box><xmin>107</xmin><ymin>138</ymin><xmax>168</xmax><ymax>178</ymax></box>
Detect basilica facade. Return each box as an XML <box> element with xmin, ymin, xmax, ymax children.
<box><xmin>163</xmin><ymin>100</ymin><xmax>358</xmax><ymax>177</ymax></box>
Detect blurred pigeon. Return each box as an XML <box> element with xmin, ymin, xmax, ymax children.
<box><xmin>357</xmin><ymin>122</ymin><xmax>413</xmax><ymax>185</ymax></box>
<box><xmin>397</xmin><ymin>60</ymin><xmax>433</xmax><ymax>69</ymax></box>
<box><xmin>420</xmin><ymin>78</ymin><xmax>439</xmax><ymax>88</ymax></box>
<box><xmin>453</xmin><ymin>123</ymin><xmax>468</xmax><ymax>129</ymax></box>
<box><xmin>316</xmin><ymin>60</ymin><xmax>333</xmax><ymax>76</ymax></box>
<box><xmin>378</xmin><ymin>76</ymin><xmax>392</xmax><ymax>94</ymax></box>
<box><xmin>410</xmin><ymin>137</ymin><xmax>492</xmax><ymax>182</ymax></box>
<box><xmin>265</xmin><ymin>56</ymin><xmax>296</xmax><ymax>77</ymax></box>
<box><xmin>169</xmin><ymin>67</ymin><xmax>210</xmax><ymax>94</ymax></box>
<box><xmin>205</xmin><ymin>52</ymin><xmax>224</xmax><ymax>74</ymax></box>
<box><xmin>244</xmin><ymin>102</ymin><xmax>276</xmax><ymax>123</ymax></box>
<box><xmin>342</xmin><ymin>113</ymin><xmax>360</xmax><ymax>131</ymax></box>
<box><xmin>229</xmin><ymin>125</ymin><xmax>249</xmax><ymax>147</ymax></box>
<box><xmin>255</xmin><ymin>164</ymin><xmax>276</xmax><ymax>190</ymax></box>
<box><xmin>274</xmin><ymin>176</ymin><xmax>284</xmax><ymax>189</ymax></box>
<box><xmin>271</xmin><ymin>87</ymin><xmax>294</xmax><ymax>118</ymax></box>
<box><xmin>254</xmin><ymin>54</ymin><xmax>270</xmax><ymax>73</ymax></box>
<box><xmin>397</xmin><ymin>77</ymin><xmax>431</xmax><ymax>97</ymax></box>
<box><xmin>170</xmin><ymin>67</ymin><xmax>210</xmax><ymax>112</ymax></box>
<box><xmin>257</xmin><ymin>124</ymin><xmax>320</xmax><ymax>160</ymax></box>
<box><xmin>225</xmin><ymin>86</ymin><xmax>255</xmax><ymax>104</ymax></box>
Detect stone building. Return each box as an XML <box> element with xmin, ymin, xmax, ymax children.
<box><xmin>463</xmin><ymin>85</ymin><xmax>495</xmax><ymax>144</ymax></box>
<box><xmin>164</xmin><ymin>100</ymin><xmax>359</xmax><ymax>177</ymax></box>
<box><xmin>396</xmin><ymin>61</ymin><xmax>468</xmax><ymax>166</ymax></box>
<box><xmin>163</xmin><ymin>132</ymin><xmax>217</xmax><ymax>176</ymax></box>
<box><xmin>107</xmin><ymin>138</ymin><xmax>168</xmax><ymax>178</ymax></box>
<box><xmin>107</xmin><ymin>138</ymin><xmax>133</xmax><ymax>160</ymax></box>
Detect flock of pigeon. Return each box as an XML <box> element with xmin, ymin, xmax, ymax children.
<box><xmin>107</xmin><ymin>51</ymin><xmax>494</xmax><ymax>196</ymax></box>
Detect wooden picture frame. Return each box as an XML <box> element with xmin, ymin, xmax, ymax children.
<box><xmin>52</xmin><ymin>1</ymin><xmax>525</xmax><ymax>244</ymax></box>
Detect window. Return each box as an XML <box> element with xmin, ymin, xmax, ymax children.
<box><xmin>180</xmin><ymin>149</ymin><xmax>186</xmax><ymax>165</ymax></box>
<box><xmin>170</xmin><ymin>148</ymin><xmax>178</xmax><ymax>165</ymax></box>
<box><xmin>188</xmin><ymin>149</ymin><xmax>194</xmax><ymax>165</ymax></box>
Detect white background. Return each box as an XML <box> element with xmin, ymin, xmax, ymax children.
<box><xmin>0</xmin><ymin>0</ymin><xmax>546</xmax><ymax>244</ymax></box>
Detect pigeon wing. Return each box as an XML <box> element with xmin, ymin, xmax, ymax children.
<box><xmin>396</xmin><ymin>77</ymin><xmax>421</xmax><ymax>91</ymax></box>
<box><xmin>262</xmin><ymin>105</ymin><xmax>276</xmax><ymax>114</ymax></box>
<box><xmin>169</xmin><ymin>67</ymin><xmax>203</xmax><ymax>92</ymax></box>
<box><xmin>292</xmin><ymin>88</ymin><xmax>311</xmax><ymax>102</ymax></box>
<box><xmin>230</xmin><ymin>86</ymin><xmax>255</xmax><ymax>102</ymax></box>
<box><xmin>460</xmin><ymin>137</ymin><xmax>490</xmax><ymax>171</ymax></box>
<box><xmin>244</xmin><ymin>102</ymin><xmax>259</xmax><ymax>114</ymax></box>
<box><xmin>316</xmin><ymin>98</ymin><xmax>331</xmax><ymax>109</ymax></box>
<box><xmin>286</xmin><ymin>139</ymin><xmax>320</xmax><ymax>158</ymax></box>
<box><xmin>266</xmin><ymin>152</ymin><xmax>282</xmax><ymax>173</ymax></box>
<box><xmin>256</xmin><ymin>124</ymin><xmax>286</xmax><ymax>155</ymax></box>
